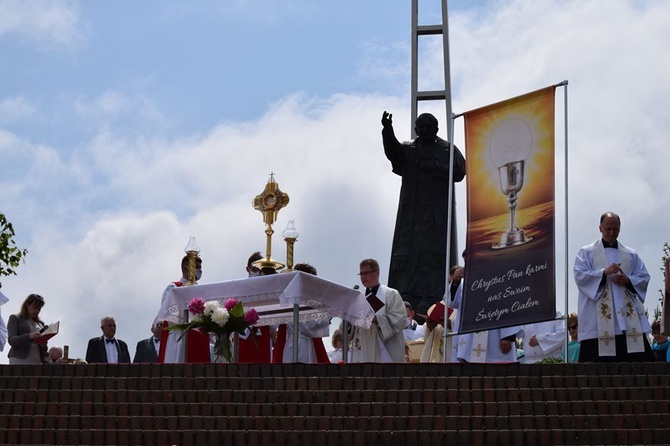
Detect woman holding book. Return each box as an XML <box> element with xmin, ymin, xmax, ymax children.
<box><xmin>7</xmin><ymin>294</ymin><xmax>48</xmax><ymax>364</ymax></box>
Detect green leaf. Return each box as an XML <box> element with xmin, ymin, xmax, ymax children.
<box><xmin>0</xmin><ymin>213</ymin><xmax>28</xmax><ymax>278</ymax></box>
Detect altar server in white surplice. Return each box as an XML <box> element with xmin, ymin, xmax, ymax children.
<box><xmin>455</xmin><ymin>326</ymin><xmax>521</xmax><ymax>363</ymax></box>
<box><xmin>349</xmin><ymin>259</ymin><xmax>406</xmax><ymax>363</ymax></box>
<box><xmin>450</xmin><ymin>271</ymin><xmax>520</xmax><ymax>363</ymax></box>
<box><xmin>520</xmin><ymin>312</ymin><xmax>565</xmax><ymax>364</ymax></box>
<box><xmin>573</xmin><ymin>212</ymin><xmax>654</xmax><ymax>362</ymax></box>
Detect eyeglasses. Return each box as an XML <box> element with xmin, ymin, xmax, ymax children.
<box><xmin>569</xmin><ymin>325</ymin><xmax>578</xmax><ymax>330</ymax></box>
<box><xmin>358</xmin><ymin>270</ymin><xmax>378</xmax><ymax>276</ymax></box>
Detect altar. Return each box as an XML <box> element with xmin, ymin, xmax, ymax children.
<box><xmin>155</xmin><ymin>271</ymin><xmax>374</xmax><ymax>363</ymax></box>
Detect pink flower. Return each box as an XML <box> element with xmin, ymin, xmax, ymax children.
<box><xmin>224</xmin><ymin>298</ymin><xmax>239</xmax><ymax>311</ymax></box>
<box><xmin>244</xmin><ymin>308</ymin><xmax>259</xmax><ymax>325</ymax></box>
<box><xmin>188</xmin><ymin>298</ymin><xmax>206</xmax><ymax>315</ymax></box>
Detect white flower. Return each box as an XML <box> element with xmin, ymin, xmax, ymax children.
<box><xmin>203</xmin><ymin>300</ymin><xmax>220</xmax><ymax>316</ymax></box>
<box><xmin>211</xmin><ymin>307</ymin><xmax>230</xmax><ymax>327</ymax></box>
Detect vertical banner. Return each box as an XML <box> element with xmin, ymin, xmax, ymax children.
<box><xmin>459</xmin><ymin>86</ymin><xmax>556</xmax><ymax>334</ymax></box>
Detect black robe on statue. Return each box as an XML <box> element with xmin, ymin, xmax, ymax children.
<box><xmin>382</xmin><ymin>126</ymin><xmax>466</xmax><ymax>316</ymax></box>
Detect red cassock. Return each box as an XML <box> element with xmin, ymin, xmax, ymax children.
<box><xmin>238</xmin><ymin>326</ymin><xmax>273</xmax><ymax>363</ymax></box>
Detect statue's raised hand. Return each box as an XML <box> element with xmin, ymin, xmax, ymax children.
<box><xmin>381</xmin><ymin>111</ymin><xmax>393</xmax><ymax>129</ymax></box>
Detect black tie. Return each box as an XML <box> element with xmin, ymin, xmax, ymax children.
<box><xmin>106</xmin><ymin>339</ymin><xmax>115</xmax><ymax>344</ymax></box>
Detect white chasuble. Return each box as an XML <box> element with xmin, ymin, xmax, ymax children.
<box><xmin>592</xmin><ymin>242</ymin><xmax>644</xmax><ymax>356</ymax></box>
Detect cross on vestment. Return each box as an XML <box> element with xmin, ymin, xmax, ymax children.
<box><xmin>599</xmin><ymin>331</ymin><xmax>614</xmax><ymax>346</ymax></box>
<box><xmin>627</xmin><ymin>327</ymin><xmax>642</xmax><ymax>343</ymax></box>
<box><xmin>473</xmin><ymin>343</ymin><xmax>486</xmax><ymax>357</ymax></box>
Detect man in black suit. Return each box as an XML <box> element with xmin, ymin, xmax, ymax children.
<box><xmin>133</xmin><ymin>322</ymin><xmax>163</xmax><ymax>363</ymax></box>
<box><xmin>85</xmin><ymin>316</ymin><xmax>131</xmax><ymax>364</ymax></box>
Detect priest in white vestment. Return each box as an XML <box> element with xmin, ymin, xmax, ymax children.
<box><xmin>520</xmin><ymin>311</ymin><xmax>565</xmax><ymax>364</ymax></box>
<box><xmin>349</xmin><ymin>259</ymin><xmax>406</xmax><ymax>363</ymax></box>
<box><xmin>573</xmin><ymin>212</ymin><xmax>654</xmax><ymax>362</ymax></box>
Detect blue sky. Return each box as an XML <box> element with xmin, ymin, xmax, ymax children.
<box><xmin>1</xmin><ymin>0</ymin><xmax>669</xmax><ymax>362</ymax></box>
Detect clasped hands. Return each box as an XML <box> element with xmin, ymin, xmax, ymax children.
<box><xmin>605</xmin><ymin>262</ymin><xmax>630</xmax><ymax>286</ymax></box>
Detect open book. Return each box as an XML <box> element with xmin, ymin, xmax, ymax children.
<box><xmin>35</xmin><ymin>321</ymin><xmax>60</xmax><ymax>344</ymax></box>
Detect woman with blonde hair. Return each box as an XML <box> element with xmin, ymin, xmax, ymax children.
<box><xmin>8</xmin><ymin>294</ymin><xmax>48</xmax><ymax>364</ymax></box>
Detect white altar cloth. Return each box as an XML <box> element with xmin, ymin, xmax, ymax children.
<box><xmin>155</xmin><ymin>271</ymin><xmax>374</xmax><ymax>329</ymax></box>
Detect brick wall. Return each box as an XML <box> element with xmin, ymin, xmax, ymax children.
<box><xmin>0</xmin><ymin>362</ymin><xmax>668</xmax><ymax>445</ymax></box>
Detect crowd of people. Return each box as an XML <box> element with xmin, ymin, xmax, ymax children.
<box><xmin>3</xmin><ymin>111</ymin><xmax>664</xmax><ymax>365</ymax></box>
<box><xmin>1</xmin><ymin>211</ymin><xmax>668</xmax><ymax>365</ymax></box>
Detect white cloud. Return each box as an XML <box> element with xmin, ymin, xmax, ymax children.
<box><xmin>3</xmin><ymin>0</ymin><xmax>670</xmax><ymax>363</ymax></box>
<box><xmin>0</xmin><ymin>0</ymin><xmax>82</xmax><ymax>49</ymax></box>
<box><xmin>0</xmin><ymin>91</ymin><xmax>407</xmax><ymax>361</ymax></box>
<box><xmin>0</xmin><ymin>96</ymin><xmax>36</xmax><ymax>122</ymax></box>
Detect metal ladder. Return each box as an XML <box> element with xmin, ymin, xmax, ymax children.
<box><xmin>410</xmin><ymin>0</ymin><xmax>453</xmax><ymax>139</ymax></box>
<box><xmin>410</xmin><ymin>0</ymin><xmax>460</xmax><ymax>274</ymax></box>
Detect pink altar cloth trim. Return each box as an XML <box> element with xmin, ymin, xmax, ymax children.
<box><xmin>155</xmin><ymin>271</ymin><xmax>374</xmax><ymax>329</ymax></box>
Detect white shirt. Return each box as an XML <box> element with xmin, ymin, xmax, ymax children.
<box><xmin>104</xmin><ymin>338</ymin><xmax>119</xmax><ymax>364</ymax></box>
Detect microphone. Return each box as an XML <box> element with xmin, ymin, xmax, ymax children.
<box><xmin>39</xmin><ymin>325</ymin><xmax>49</xmax><ymax>334</ymax></box>
<box><xmin>353</xmin><ymin>285</ymin><xmax>360</xmax><ymax>290</ymax></box>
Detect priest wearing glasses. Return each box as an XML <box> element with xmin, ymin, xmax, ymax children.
<box><xmin>573</xmin><ymin>212</ymin><xmax>654</xmax><ymax>362</ymax></box>
<box><xmin>348</xmin><ymin>259</ymin><xmax>406</xmax><ymax>363</ymax></box>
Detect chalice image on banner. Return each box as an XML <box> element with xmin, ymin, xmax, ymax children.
<box><xmin>490</xmin><ymin>119</ymin><xmax>533</xmax><ymax>249</ymax></box>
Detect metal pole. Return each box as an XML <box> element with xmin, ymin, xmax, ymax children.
<box><xmin>558</xmin><ymin>79</ymin><xmax>569</xmax><ymax>362</ymax></box>
<box><xmin>443</xmin><ymin>113</ymin><xmax>457</xmax><ymax>363</ymax></box>
<box><xmin>233</xmin><ymin>332</ymin><xmax>239</xmax><ymax>362</ymax></box>
<box><xmin>410</xmin><ymin>0</ymin><xmax>419</xmax><ymax>137</ymax></box>
<box><xmin>341</xmin><ymin>320</ymin><xmax>349</xmax><ymax>363</ymax></box>
<box><xmin>182</xmin><ymin>308</ymin><xmax>189</xmax><ymax>363</ymax></box>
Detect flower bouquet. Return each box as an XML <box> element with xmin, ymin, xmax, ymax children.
<box><xmin>165</xmin><ymin>297</ymin><xmax>259</xmax><ymax>362</ymax></box>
